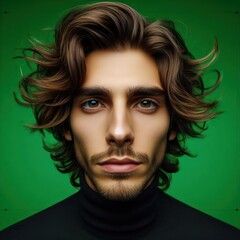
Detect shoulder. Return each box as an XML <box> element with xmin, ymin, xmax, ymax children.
<box><xmin>0</xmin><ymin>192</ymin><xmax>87</xmax><ymax>240</ymax></box>
<box><xmin>154</xmin><ymin>191</ymin><xmax>240</xmax><ymax>240</ymax></box>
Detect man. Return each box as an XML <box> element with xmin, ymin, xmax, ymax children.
<box><xmin>0</xmin><ymin>2</ymin><xmax>239</xmax><ymax>239</ymax></box>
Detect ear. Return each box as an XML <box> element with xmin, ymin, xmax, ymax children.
<box><xmin>168</xmin><ymin>131</ymin><xmax>176</xmax><ymax>141</ymax></box>
<box><xmin>64</xmin><ymin>130</ymin><xmax>72</xmax><ymax>141</ymax></box>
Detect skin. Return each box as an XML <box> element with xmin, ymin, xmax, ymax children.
<box><xmin>65</xmin><ymin>49</ymin><xmax>175</xmax><ymax>200</ymax></box>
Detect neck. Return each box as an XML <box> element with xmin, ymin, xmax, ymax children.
<box><xmin>78</xmin><ymin>173</ymin><xmax>161</xmax><ymax>240</ymax></box>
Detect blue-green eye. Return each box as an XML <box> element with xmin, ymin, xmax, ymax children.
<box><xmin>135</xmin><ymin>99</ymin><xmax>158</xmax><ymax>109</ymax></box>
<box><xmin>81</xmin><ymin>99</ymin><xmax>103</xmax><ymax>109</ymax></box>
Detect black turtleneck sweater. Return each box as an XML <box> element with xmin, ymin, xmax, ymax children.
<box><xmin>0</xmin><ymin>175</ymin><xmax>239</xmax><ymax>240</ymax></box>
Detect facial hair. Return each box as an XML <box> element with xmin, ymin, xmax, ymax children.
<box><xmin>80</xmin><ymin>146</ymin><xmax>159</xmax><ymax>201</ymax></box>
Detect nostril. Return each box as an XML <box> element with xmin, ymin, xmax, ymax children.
<box><xmin>107</xmin><ymin>138</ymin><xmax>116</xmax><ymax>146</ymax></box>
<box><xmin>106</xmin><ymin>134</ymin><xmax>133</xmax><ymax>147</ymax></box>
<box><xmin>124</xmin><ymin>137</ymin><xmax>133</xmax><ymax>145</ymax></box>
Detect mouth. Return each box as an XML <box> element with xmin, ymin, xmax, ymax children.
<box><xmin>97</xmin><ymin>158</ymin><xmax>142</xmax><ymax>173</ymax></box>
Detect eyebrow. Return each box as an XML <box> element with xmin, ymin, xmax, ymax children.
<box><xmin>75</xmin><ymin>86</ymin><xmax>165</xmax><ymax>98</ymax></box>
<box><xmin>127</xmin><ymin>87</ymin><xmax>165</xmax><ymax>98</ymax></box>
<box><xmin>75</xmin><ymin>87</ymin><xmax>111</xmax><ymax>98</ymax></box>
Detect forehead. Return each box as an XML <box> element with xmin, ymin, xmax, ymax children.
<box><xmin>83</xmin><ymin>49</ymin><xmax>163</xmax><ymax>91</ymax></box>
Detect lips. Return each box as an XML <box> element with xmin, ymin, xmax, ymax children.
<box><xmin>98</xmin><ymin>158</ymin><xmax>141</xmax><ymax>173</ymax></box>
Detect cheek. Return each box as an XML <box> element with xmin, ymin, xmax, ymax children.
<box><xmin>133</xmin><ymin>111</ymin><xmax>170</xmax><ymax>156</ymax></box>
<box><xmin>70</xmin><ymin>111</ymin><xmax>107</xmax><ymax>158</ymax></box>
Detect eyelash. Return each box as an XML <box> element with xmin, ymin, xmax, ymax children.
<box><xmin>80</xmin><ymin>99</ymin><xmax>105</xmax><ymax>110</ymax></box>
<box><xmin>134</xmin><ymin>99</ymin><xmax>159</xmax><ymax>110</ymax></box>
<box><xmin>80</xmin><ymin>98</ymin><xmax>159</xmax><ymax>112</ymax></box>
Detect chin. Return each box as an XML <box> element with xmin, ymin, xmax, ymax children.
<box><xmin>94</xmin><ymin>176</ymin><xmax>149</xmax><ymax>201</ymax></box>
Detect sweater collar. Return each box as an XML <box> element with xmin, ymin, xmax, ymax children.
<box><xmin>78</xmin><ymin>173</ymin><xmax>161</xmax><ymax>240</ymax></box>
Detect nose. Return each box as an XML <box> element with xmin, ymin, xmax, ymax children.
<box><xmin>105</xmin><ymin>106</ymin><xmax>134</xmax><ymax>147</ymax></box>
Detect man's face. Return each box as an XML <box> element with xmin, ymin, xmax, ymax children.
<box><xmin>65</xmin><ymin>49</ymin><xmax>175</xmax><ymax>200</ymax></box>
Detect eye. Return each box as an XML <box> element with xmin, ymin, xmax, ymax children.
<box><xmin>134</xmin><ymin>99</ymin><xmax>159</xmax><ymax>112</ymax></box>
<box><xmin>81</xmin><ymin>99</ymin><xmax>104</xmax><ymax>110</ymax></box>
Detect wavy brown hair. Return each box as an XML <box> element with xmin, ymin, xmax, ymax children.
<box><xmin>17</xmin><ymin>2</ymin><xmax>220</xmax><ymax>189</ymax></box>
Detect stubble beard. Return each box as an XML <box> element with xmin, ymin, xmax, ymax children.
<box><xmin>85</xmin><ymin>171</ymin><xmax>153</xmax><ymax>201</ymax></box>
<box><xmin>80</xmin><ymin>146</ymin><xmax>159</xmax><ymax>201</ymax></box>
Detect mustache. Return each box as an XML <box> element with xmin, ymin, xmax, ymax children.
<box><xmin>90</xmin><ymin>146</ymin><xmax>149</xmax><ymax>163</ymax></box>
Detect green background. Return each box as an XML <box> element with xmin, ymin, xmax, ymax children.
<box><xmin>0</xmin><ymin>0</ymin><xmax>239</xmax><ymax>230</ymax></box>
